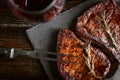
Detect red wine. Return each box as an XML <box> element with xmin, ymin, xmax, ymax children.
<box><xmin>7</xmin><ymin>0</ymin><xmax>65</xmax><ymax>22</ymax></box>
<box><xmin>13</xmin><ymin>0</ymin><xmax>53</xmax><ymax>11</ymax></box>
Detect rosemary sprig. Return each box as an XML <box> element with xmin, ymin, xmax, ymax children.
<box><xmin>99</xmin><ymin>11</ymin><xmax>119</xmax><ymax>52</ymax></box>
<box><xmin>83</xmin><ymin>42</ymin><xmax>102</xmax><ymax>79</ymax></box>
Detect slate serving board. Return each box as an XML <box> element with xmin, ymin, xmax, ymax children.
<box><xmin>26</xmin><ymin>0</ymin><xmax>120</xmax><ymax>80</ymax></box>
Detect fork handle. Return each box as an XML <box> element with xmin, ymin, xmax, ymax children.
<box><xmin>0</xmin><ymin>47</ymin><xmax>12</xmax><ymax>57</ymax></box>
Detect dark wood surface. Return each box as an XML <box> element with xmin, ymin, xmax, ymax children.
<box><xmin>0</xmin><ymin>0</ymin><xmax>86</xmax><ymax>79</ymax></box>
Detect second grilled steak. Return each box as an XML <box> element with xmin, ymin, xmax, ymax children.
<box><xmin>57</xmin><ymin>29</ymin><xmax>110</xmax><ymax>80</ymax></box>
<box><xmin>76</xmin><ymin>0</ymin><xmax>120</xmax><ymax>63</ymax></box>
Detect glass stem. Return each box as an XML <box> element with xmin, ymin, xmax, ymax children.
<box><xmin>25</xmin><ymin>0</ymin><xmax>28</xmax><ymax>7</ymax></box>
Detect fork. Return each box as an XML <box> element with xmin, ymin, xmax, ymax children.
<box><xmin>0</xmin><ymin>47</ymin><xmax>80</xmax><ymax>64</ymax></box>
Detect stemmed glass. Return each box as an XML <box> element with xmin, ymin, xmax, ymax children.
<box><xmin>7</xmin><ymin>0</ymin><xmax>65</xmax><ymax>23</ymax></box>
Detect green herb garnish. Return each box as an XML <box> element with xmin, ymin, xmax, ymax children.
<box><xmin>83</xmin><ymin>42</ymin><xmax>102</xmax><ymax>79</ymax></box>
<box><xmin>99</xmin><ymin>10</ymin><xmax>119</xmax><ymax>52</ymax></box>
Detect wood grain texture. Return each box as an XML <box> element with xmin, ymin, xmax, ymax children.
<box><xmin>0</xmin><ymin>0</ymin><xmax>86</xmax><ymax>80</ymax></box>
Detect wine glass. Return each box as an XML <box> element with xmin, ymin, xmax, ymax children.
<box><xmin>7</xmin><ymin>0</ymin><xmax>65</xmax><ymax>23</ymax></box>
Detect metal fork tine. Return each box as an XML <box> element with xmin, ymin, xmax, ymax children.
<box><xmin>42</xmin><ymin>57</ymin><xmax>57</xmax><ymax>62</ymax></box>
<box><xmin>40</xmin><ymin>52</ymin><xmax>80</xmax><ymax>64</ymax></box>
<box><xmin>58</xmin><ymin>59</ymin><xmax>79</xmax><ymax>64</ymax></box>
<box><xmin>58</xmin><ymin>53</ymin><xmax>79</xmax><ymax>58</ymax></box>
<box><xmin>41</xmin><ymin>56</ymin><xmax>79</xmax><ymax>64</ymax></box>
<box><xmin>43</xmin><ymin>51</ymin><xmax>57</xmax><ymax>55</ymax></box>
<box><xmin>42</xmin><ymin>51</ymin><xmax>79</xmax><ymax>58</ymax></box>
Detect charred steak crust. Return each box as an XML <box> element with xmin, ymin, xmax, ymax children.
<box><xmin>57</xmin><ymin>29</ymin><xmax>110</xmax><ymax>80</ymax></box>
<box><xmin>76</xmin><ymin>0</ymin><xmax>120</xmax><ymax>63</ymax></box>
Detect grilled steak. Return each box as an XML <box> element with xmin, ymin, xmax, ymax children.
<box><xmin>57</xmin><ymin>29</ymin><xmax>110</xmax><ymax>80</ymax></box>
<box><xmin>76</xmin><ymin>0</ymin><xmax>120</xmax><ymax>62</ymax></box>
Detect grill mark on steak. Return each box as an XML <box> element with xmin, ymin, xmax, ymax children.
<box><xmin>57</xmin><ymin>29</ymin><xmax>110</xmax><ymax>80</ymax></box>
<box><xmin>76</xmin><ymin>0</ymin><xmax>120</xmax><ymax>63</ymax></box>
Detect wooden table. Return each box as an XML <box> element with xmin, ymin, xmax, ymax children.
<box><xmin>0</xmin><ymin>0</ymin><xmax>86</xmax><ymax>79</ymax></box>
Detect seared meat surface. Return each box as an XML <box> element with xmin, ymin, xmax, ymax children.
<box><xmin>76</xmin><ymin>0</ymin><xmax>120</xmax><ymax>62</ymax></box>
<box><xmin>57</xmin><ymin>29</ymin><xmax>110</xmax><ymax>80</ymax></box>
